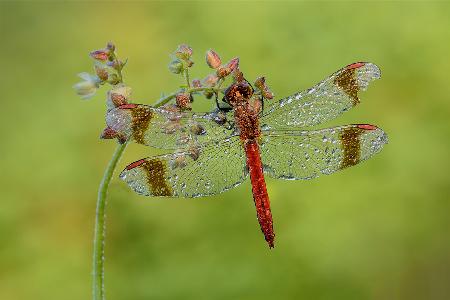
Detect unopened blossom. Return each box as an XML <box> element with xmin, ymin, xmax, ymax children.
<box><xmin>206</xmin><ymin>49</ymin><xmax>221</xmax><ymax>69</ymax></box>
<box><xmin>191</xmin><ymin>79</ymin><xmax>202</xmax><ymax>88</ymax></box>
<box><xmin>202</xmin><ymin>74</ymin><xmax>219</xmax><ymax>87</ymax></box>
<box><xmin>73</xmin><ymin>72</ymin><xmax>101</xmax><ymax>100</ymax></box>
<box><xmin>254</xmin><ymin>76</ymin><xmax>274</xmax><ymax>100</ymax></box>
<box><xmin>226</xmin><ymin>57</ymin><xmax>239</xmax><ymax>72</ymax></box>
<box><xmin>254</xmin><ymin>76</ymin><xmax>266</xmax><ymax>90</ymax></box>
<box><xmin>216</xmin><ymin>57</ymin><xmax>239</xmax><ymax>78</ymax></box>
<box><xmin>90</xmin><ymin>49</ymin><xmax>109</xmax><ymax>61</ymax></box>
<box><xmin>175</xmin><ymin>44</ymin><xmax>193</xmax><ymax>60</ymax></box>
<box><xmin>100</xmin><ymin>127</ymin><xmax>127</xmax><ymax>144</ymax></box>
<box><xmin>232</xmin><ymin>67</ymin><xmax>244</xmax><ymax>83</ymax></box>
<box><xmin>176</xmin><ymin>93</ymin><xmax>191</xmax><ymax>110</ymax></box>
<box><xmin>106</xmin><ymin>85</ymin><xmax>132</xmax><ymax>109</ymax></box>
<box><xmin>95</xmin><ymin>64</ymin><xmax>109</xmax><ymax>81</ymax></box>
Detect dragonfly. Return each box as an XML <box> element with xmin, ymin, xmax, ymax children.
<box><xmin>106</xmin><ymin>62</ymin><xmax>388</xmax><ymax>248</ymax></box>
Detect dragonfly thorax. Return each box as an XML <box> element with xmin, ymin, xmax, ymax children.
<box><xmin>224</xmin><ymin>80</ymin><xmax>254</xmax><ymax>107</ymax></box>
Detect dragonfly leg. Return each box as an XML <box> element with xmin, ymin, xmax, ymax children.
<box><xmin>215</xmin><ymin>92</ymin><xmax>233</xmax><ymax>113</ymax></box>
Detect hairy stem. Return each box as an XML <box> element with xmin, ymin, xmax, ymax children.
<box><xmin>93</xmin><ymin>143</ymin><xmax>127</xmax><ymax>300</ymax></box>
<box><xmin>92</xmin><ymin>89</ymin><xmax>194</xmax><ymax>300</ymax></box>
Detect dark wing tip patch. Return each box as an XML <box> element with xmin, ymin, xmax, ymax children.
<box><xmin>121</xmin><ymin>158</ymin><xmax>173</xmax><ymax>197</ymax></box>
<box><xmin>340</xmin><ymin>124</ymin><xmax>385</xmax><ymax>169</ymax></box>
<box><xmin>334</xmin><ymin>62</ymin><xmax>381</xmax><ymax>107</ymax></box>
<box><xmin>340</xmin><ymin>127</ymin><xmax>365</xmax><ymax>169</ymax></box>
<box><xmin>334</xmin><ymin>66</ymin><xmax>360</xmax><ymax>106</ymax></box>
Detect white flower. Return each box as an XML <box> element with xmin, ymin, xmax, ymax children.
<box><xmin>73</xmin><ymin>72</ymin><xmax>101</xmax><ymax>100</ymax></box>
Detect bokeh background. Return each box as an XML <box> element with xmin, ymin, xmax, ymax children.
<box><xmin>1</xmin><ymin>1</ymin><xmax>449</xmax><ymax>300</ymax></box>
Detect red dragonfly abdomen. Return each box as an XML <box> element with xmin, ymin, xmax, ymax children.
<box><xmin>244</xmin><ymin>140</ymin><xmax>275</xmax><ymax>248</ymax></box>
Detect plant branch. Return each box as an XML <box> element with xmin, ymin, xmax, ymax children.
<box><xmin>92</xmin><ymin>92</ymin><xmax>184</xmax><ymax>300</ymax></box>
<box><xmin>92</xmin><ymin>66</ymin><xmax>226</xmax><ymax>300</ymax></box>
<box><xmin>93</xmin><ymin>142</ymin><xmax>126</xmax><ymax>300</ymax></box>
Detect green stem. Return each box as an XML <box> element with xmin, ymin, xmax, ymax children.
<box><xmin>92</xmin><ymin>90</ymin><xmax>184</xmax><ymax>300</ymax></box>
<box><xmin>184</xmin><ymin>68</ymin><xmax>191</xmax><ymax>88</ymax></box>
<box><xmin>92</xmin><ymin>82</ymin><xmax>225</xmax><ymax>300</ymax></box>
<box><xmin>93</xmin><ymin>142</ymin><xmax>127</xmax><ymax>300</ymax></box>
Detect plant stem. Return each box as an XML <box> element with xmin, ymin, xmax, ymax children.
<box><xmin>92</xmin><ymin>90</ymin><xmax>189</xmax><ymax>300</ymax></box>
<box><xmin>93</xmin><ymin>142</ymin><xmax>126</xmax><ymax>300</ymax></box>
<box><xmin>92</xmin><ymin>82</ymin><xmax>226</xmax><ymax>300</ymax></box>
<box><xmin>184</xmin><ymin>68</ymin><xmax>191</xmax><ymax>88</ymax></box>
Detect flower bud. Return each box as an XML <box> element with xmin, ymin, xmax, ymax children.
<box><xmin>168</xmin><ymin>59</ymin><xmax>183</xmax><ymax>74</ymax></box>
<box><xmin>176</xmin><ymin>93</ymin><xmax>192</xmax><ymax>110</ymax></box>
<box><xmin>206</xmin><ymin>49</ymin><xmax>221</xmax><ymax>69</ymax></box>
<box><xmin>202</xmin><ymin>74</ymin><xmax>219</xmax><ymax>86</ymax></box>
<box><xmin>175</xmin><ymin>44</ymin><xmax>193</xmax><ymax>60</ymax></box>
<box><xmin>100</xmin><ymin>127</ymin><xmax>128</xmax><ymax>144</ymax></box>
<box><xmin>254</xmin><ymin>76</ymin><xmax>274</xmax><ymax>100</ymax></box>
<box><xmin>107</xmin><ymin>85</ymin><xmax>131</xmax><ymax>108</ymax></box>
<box><xmin>100</xmin><ymin>127</ymin><xmax>118</xmax><ymax>139</ymax></box>
<box><xmin>192</xmin><ymin>79</ymin><xmax>202</xmax><ymax>88</ymax></box>
<box><xmin>185</xmin><ymin>59</ymin><xmax>194</xmax><ymax>68</ymax></box>
<box><xmin>254</xmin><ymin>77</ymin><xmax>266</xmax><ymax>90</ymax></box>
<box><xmin>232</xmin><ymin>67</ymin><xmax>244</xmax><ymax>83</ymax></box>
<box><xmin>106</xmin><ymin>42</ymin><xmax>115</xmax><ymax>51</ymax></box>
<box><xmin>95</xmin><ymin>64</ymin><xmax>109</xmax><ymax>81</ymax></box>
<box><xmin>90</xmin><ymin>49</ymin><xmax>109</xmax><ymax>61</ymax></box>
<box><xmin>226</xmin><ymin>57</ymin><xmax>239</xmax><ymax>72</ymax></box>
<box><xmin>216</xmin><ymin>66</ymin><xmax>231</xmax><ymax>78</ymax></box>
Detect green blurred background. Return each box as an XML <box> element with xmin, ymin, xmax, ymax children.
<box><xmin>1</xmin><ymin>1</ymin><xmax>449</xmax><ymax>300</ymax></box>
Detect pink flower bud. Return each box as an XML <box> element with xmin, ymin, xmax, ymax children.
<box><xmin>226</xmin><ymin>57</ymin><xmax>239</xmax><ymax>72</ymax></box>
<box><xmin>175</xmin><ymin>44</ymin><xmax>193</xmax><ymax>60</ymax></box>
<box><xmin>254</xmin><ymin>76</ymin><xmax>274</xmax><ymax>100</ymax></box>
<box><xmin>100</xmin><ymin>127</ymin><xmax>127</xmax><ymax>144</ymax></box>
<box><xmin>232</xmin><ymin>67</ymin><xmax>244</xmax><ymax>83</ymax></box>
<box><xmin>90</xmin><ymin>49</ymin><xmax>109</xmax><ymax>61</ymax></box>
<box><xmin>216</xmin><ymin>66</ymin><xmax>230</xmax><ymax>78</ymax></box>
<box><xmin>95</xmin><ymin>65</ymin><xmax>109</xmax><ymax>81</ymax></box>
<box><xmin>100</xmin><ymin>127</ymin><xmax>118</xmax><ymax>139</ymax></box>
<box><xmin>202</xmin><ymin>74</ymin><xmax>219</xmax><ymax>86</ymax></box>
<box><xmin>206</xmin><ymin>49</ymin><xmax>221</xmax><ymax>69</ymax></box>
<box><xmin>254</xmin><ymin>77</ymin><xmax>266</xmax><ymax>90</ymax></box>
<box><xmin>192</xmin><ymin>79</ymin><xmax>202</xmax><ymax>88</ymax></box>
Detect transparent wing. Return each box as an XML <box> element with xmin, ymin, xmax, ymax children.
<box><xmin>260</xmin><ymin>124</ymin><xmax>388</xmax><ymax>180</ymax></box>
<box><xmin>120</xmin><ymin>135</ymin><xmax>248</xmax><ymax>197</ymax></box>
<box><xmin>261</xmin><ymin>62</ymin><xmax>381</xmax><ymax>129</ymax></box>
<box><xmin>106</xmin><ymin>104</ymin><xmax>235</xmax><ymax>149</ymax></box>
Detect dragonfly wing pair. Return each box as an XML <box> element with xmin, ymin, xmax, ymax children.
<box><xmin>108</xmin><ymin>62</ymin><xmax>387</xmax><ymax>197</ymax></box>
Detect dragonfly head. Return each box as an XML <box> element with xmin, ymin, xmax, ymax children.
<box><xmin>223</xmin><ymin>79</ymin><xmax>254</xmax><ymax>107</ymax></box>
